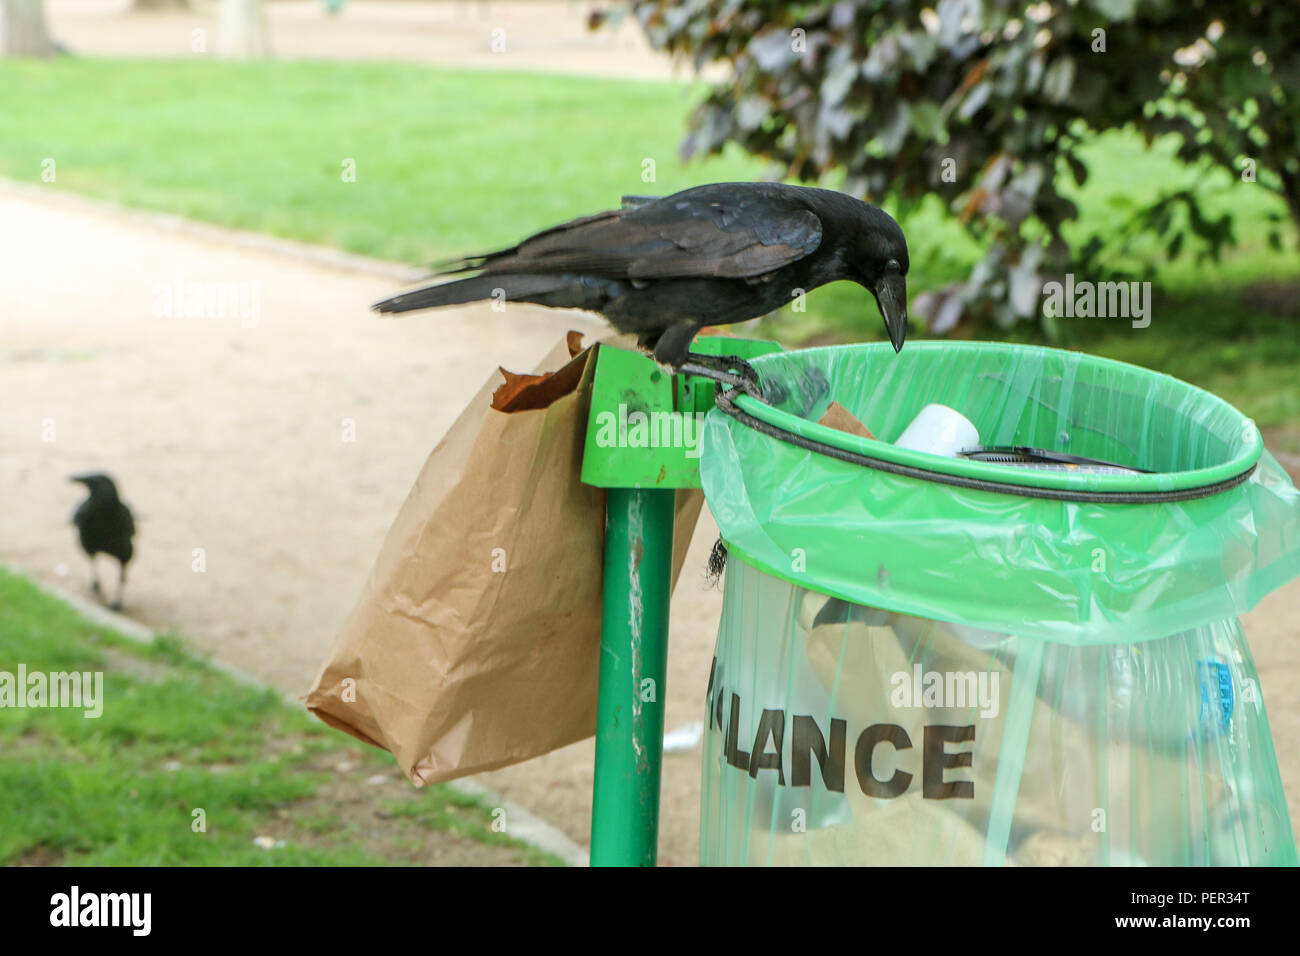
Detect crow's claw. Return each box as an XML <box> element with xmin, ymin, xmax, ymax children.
<box><xmin>677</xmin><ymin>351</ymin><xmax>768</xmax><ymax>401</ymax></box>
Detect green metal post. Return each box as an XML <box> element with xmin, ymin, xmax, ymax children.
<box><xmin>580</xmin><ymin>337</ymin><xmax>782</xmax><ymax>865</ymax></box>
<box><xmin>589</xmin><ymin>487</ymin><xmax>676</xmax><ymax>866</ymax></box>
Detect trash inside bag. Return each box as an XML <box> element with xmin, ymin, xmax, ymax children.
<box><xmin>698</xmin><ymin>342</ymin><xmax>1300</xmax><ymax>865</ymax></box>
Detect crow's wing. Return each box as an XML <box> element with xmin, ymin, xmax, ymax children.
<box><xmin>455</xmin><ymin>191</ymin><xmax>823</xmax><ymax>281</ymax></box>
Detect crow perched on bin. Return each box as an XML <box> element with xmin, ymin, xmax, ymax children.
<box><xmin>70</xmin><ymin>473</ymin><xmax>135</xmax><ymax>611</ymax></box>
<box><xmin>374</xmin><ymin>182</ymin><xmax>910</xmax><ymax>373</ymax></box>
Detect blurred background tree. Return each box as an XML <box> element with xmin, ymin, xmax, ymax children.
<box><xmin>1</xmin><ymin>0</ymin><xmax>58</xmax><ymax>56</ymax></box>
<box><xmin>624</xmin><ymin>0</ymin><xmax>1299</xmax><ymax>336</ymax></box>
<box><xmin>219</xmin><ymin>0</ymin><xmax>271</xmax><ymax>58</ymax></box>
<box><xmin>130</xmin><ymin>0</ymin><xmax>189</xmax><ymax>11</ymax></box>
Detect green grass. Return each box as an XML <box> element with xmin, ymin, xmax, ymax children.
<box><xmin>0</xmin><ymin>567</ymin><xmax>563</xmax><ymax>866</ymax></box>
<box><xmin>0</xmin><ymin>57</ymin><xmax>1296</xmax><ymax>425</ymax></box>
<box><xmin>0</xmin><ymin>58</ymin><xmax>761</xmax><ymax>263</ymax></box>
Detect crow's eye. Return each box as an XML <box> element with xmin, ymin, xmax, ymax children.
<box><xmin>885</xmin><ymin>259</ymin><xmax>902</xmax><ymax>276</ymax></box>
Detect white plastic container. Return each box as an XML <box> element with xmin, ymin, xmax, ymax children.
<box><xmin>893</xmin><ymin>403</ymin><xmax>980</xmax><ymax>457</ymax></box>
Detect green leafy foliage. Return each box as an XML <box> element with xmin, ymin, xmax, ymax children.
<box><xmin>625</xmin><ymin>0</ymin><xmax>1300</xmax><ymax>333</ymax></box>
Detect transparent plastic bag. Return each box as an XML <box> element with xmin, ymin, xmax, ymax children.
<box><xmin>698</xmin><ymin>343</ymin><xmax>1299</xmax><ymax>865</ymax></box>
<box><xmin>701</xmin><ymin>559</ymin><xmax>1296</xmax><ymax>866</ymax></box>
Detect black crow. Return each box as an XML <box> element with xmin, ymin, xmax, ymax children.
<box><xmin>374</xmin><ymin>182</ymin><xmax>909</xmax><ymax>372</ymax></box>
<box><xmin>70</xmin><ymin>473</ymin><xmax>135</xmax><ymax>611</ymax></box>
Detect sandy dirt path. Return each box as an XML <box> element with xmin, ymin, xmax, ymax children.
<box><xmin>2</xmin><ymin>185</ymin><xmax>1297</xmax><ymax>864</ymax></box>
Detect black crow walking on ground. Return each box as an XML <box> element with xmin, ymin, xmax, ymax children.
<box><xmin>70</xmin><ymin>473</ymin><xmax>135</xmax><ymax>611</ymax></box>
<box><xmin>374</xmin><ymin>182</ymin><xmax>909</xmax><ymax>374</ymax></box>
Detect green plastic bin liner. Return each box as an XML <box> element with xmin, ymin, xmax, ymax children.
<box><xmin>698</xmin><ymin>342</ymin><xmax>1300</xmax><ymax>866</ymax></box>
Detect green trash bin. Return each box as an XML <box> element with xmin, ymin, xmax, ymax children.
<box><xmin>698</xmin><ymin>342</ymin><xmax>1300</xmax><ymax>866</ymax></box>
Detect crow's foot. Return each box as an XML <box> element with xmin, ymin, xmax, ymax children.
<box><xmin>679</xmin><ymin>351</ymin><xmax>758</xmax><ymax>383</ymax></box>
<box><xmin>675</xmin><ymin>352</ymin><xmax>777</xmax><ymax>402</ymax></box>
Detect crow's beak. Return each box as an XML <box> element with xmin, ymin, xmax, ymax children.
<box><xmin>873</xmin><ymin>275</ymin><xmax>908</xmax><ymax>353</ymax></box>
<box><xmin>69</xmin><ymin>474</ymin><xmax>90</xmax><ymax>485</ymax></box>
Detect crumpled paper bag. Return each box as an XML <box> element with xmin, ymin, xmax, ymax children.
<box><xmin>307</xmin><ymin>331</ymin><xmax>703</xmax><ymax>785</ymax></box>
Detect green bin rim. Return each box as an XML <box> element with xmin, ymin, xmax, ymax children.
<box><xmin>734</xmin><ymin>341</ymin><xmax>1262</xmax><ymax>496</ymax></box>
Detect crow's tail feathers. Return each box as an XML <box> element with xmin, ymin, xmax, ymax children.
<box><xmin>375</xmin><ymin>274</ymin><xmax>499</xmax><ymax>313</ymax></box>
<box><xmin>373</xmin><ymin>273</ymin><xmax>610</xmax><ymax>314</ymax></box>
<box><xmin>374</xmin><ymin>274</ymin><xmax>558</xmax><ymax>313</ymax></box>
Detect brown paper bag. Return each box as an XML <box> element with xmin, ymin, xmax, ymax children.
<box><xmin>306</xmin><ymin>332</ymin><xmax>703</xmax><ymax>786</ymax></box>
